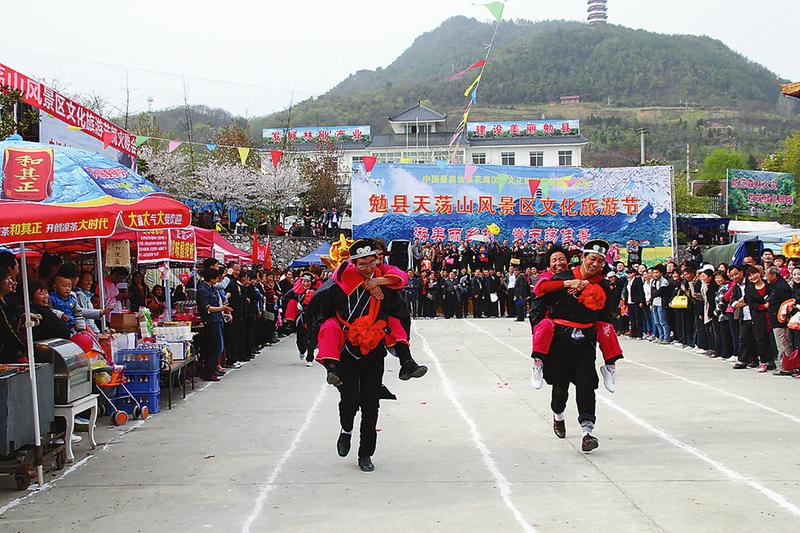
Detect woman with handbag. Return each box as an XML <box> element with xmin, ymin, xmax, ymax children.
<box><xmin>733</xmin><ymin>266</ymin><xmax>774</xmax><ymax>370</ymax></box>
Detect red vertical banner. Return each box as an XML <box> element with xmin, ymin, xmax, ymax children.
<box><xmin>137</xmin><ymin>230</ymin><xmax>170</xmax><ymax>263</ymax></box>
<box><xmin>252</xmin><ymin>231</ymin><xmax>261</xmax><ymax>264</ymax></box>
<box><xmin>169</xmin><ymin>228</ymin><xmax>196</xmax><ymax>262</ymax></box>
<box><xmin>264</xmin><ymin>238</ymin><xmax>272</xmax><ymax>269</ymax></box>
<box><xmin>2</xmin><ymin>147</ymin><xmax>55</xmax><ymax>201</ymax></box>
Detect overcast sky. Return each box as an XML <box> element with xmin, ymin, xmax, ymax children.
<box><xmin>1</xmin><ymin>0</ymin><xmax>797</xmax><ymax>118</ymax></box>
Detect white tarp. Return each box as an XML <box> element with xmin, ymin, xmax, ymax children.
<box><xmin>728</xmin><ymin>220</ymin><xmax>788</xmax><ymax>234</ymax></box>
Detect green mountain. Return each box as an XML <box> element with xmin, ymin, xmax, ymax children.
<box><xmin>132</xmin><ymin>17</ymin><xmax>797</xmax><ymax>168</ymax></box>
<box><xmin>258</xmin><ymin>17</ymin><xmax>787</xmax><ymax>130</ymax></box>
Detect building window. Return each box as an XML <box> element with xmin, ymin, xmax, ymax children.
<box><xmin>352</xmin><ymin>156</ymin><xmax>364</xmax><ymax>165</ymax></box>
<box><xmin>407</xmin><ymin>124</ymin><xmax>429</xmax><ymax>134</ymax></box>
<box><xmin>529</xmin><ymin>151</ymin><xmax>544</xmax><ymax>167</ymax></box>
<box><xmin>558</xmin><ymin>150</ymin><xmax>573</xmax><ymax>166</ymax></box>
<box><xmin>472</xmin><ymin>153</ymin><xmax>486</xmax><ymax>164</ymax></box>
<box><xmin>501</xmin><ymin>152</ymin><xmax>515</xmax><ymax>166</ymax></box>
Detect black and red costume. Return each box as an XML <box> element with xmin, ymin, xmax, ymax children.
<box><xmin>536</xmin><ymin>266</ymin><xmax>623</xmax><ymax>432</ymax></box>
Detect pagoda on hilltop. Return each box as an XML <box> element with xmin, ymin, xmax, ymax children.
<box><xmin>587</xmin><ymin>0</ymin><xmax>608</xmax><ymax>25</ymax></box>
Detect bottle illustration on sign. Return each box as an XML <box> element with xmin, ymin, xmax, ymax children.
<box><xmin>2</xmin><ymin>147</ymin><xmax>55</xmax><ymax>201</ymax></box>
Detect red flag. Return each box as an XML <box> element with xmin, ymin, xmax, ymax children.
<box><xmin>264</xmin><ymin>238</ymin><xmax>272</xmax><ymax>269</ymax></box>
<box><xmin>363</xmin><ymin>155</ymin><xmax>377</xmax><ymax>172</ymax></box>
<box><xmin>528</xmin><ymin>179</ymin><xmax>540</xmax><ymax>197</ymax></box>
<box><xmin>102</xmin><ymin>131</ymin><xmax>115</xmax><ymax>149</ymax></box>
<box><xmin>251</xmin><ymin>230</ymin><xmax>260</xmax><ymax>264</ymax></box>
<box><xmin>270</xmin><ymin>150</ymin><xmax>283</xmax><ymax>169</ymax></box>
<box><xmin>448</xmin><ymin>59</ymin><xmax>486</xmax><ymax>81</ymax></box>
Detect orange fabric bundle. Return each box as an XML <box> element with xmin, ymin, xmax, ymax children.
<box><xmin>346</xmin><ymin>316</ymin><xmax>388</xmax><ymax>355</ymax></box>
<box><xmin>578</xmin><ymin>283</ymin><xmax>607</xmax><ymax>311</ymax></box>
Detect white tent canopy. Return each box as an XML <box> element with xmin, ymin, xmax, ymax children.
<box><xmin>728</xmin><ymin>220</ymin><xmax>789</xmax><ymax>234</ymax></box>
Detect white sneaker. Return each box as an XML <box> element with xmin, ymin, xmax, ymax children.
<box><xmin>600</xmin><ymin>365</ymin><xmax>616</xmax><ymax>393</ymax></box>
<box><xmin>305</xmin><ymin>361</ymin><xmax>314</xmax><ymax>367</ymax></box>
<box><xmin>233</xmin><ymin>361</ymin><xmax>244</xmax><ymax>369</ymax></box>
<box><xmin>531</xmin><ymin>359</ymin><xmax>544</xmax><ymax>389</ymax></box>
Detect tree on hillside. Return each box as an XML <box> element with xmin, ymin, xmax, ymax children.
<box><xmin>298</xmin><ymin>140</ymin><xmax>349</xmax><ymax>214</ymax></box>
<box><xmin>698</xmin><ymin>148</ymin><xmax>748</xmax><ymax>181</ymax></box>
<box><xmin>208</xmin><ymin>124</ymin><xmax>261</xmax><ymax>171</ymax></box>
<box><xmin>696</xmin><ymin>179</ymin><xmax>720</xmax><ymax>197</ymax></box>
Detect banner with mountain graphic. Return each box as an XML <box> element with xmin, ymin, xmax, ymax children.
<box><xmin>353</xmin><ymin>163</ymin><xmax>674</xmax><ymax>249</ymax></box>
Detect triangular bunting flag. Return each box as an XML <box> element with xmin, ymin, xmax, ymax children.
<box><xmin>206</xmin><ymin>144</ymin><xmax>217</xmax><ymax>151</ymax></box>
<box><xmin>270</xmin><ymin>150</ymin><xmax>283</xmax><ymax>169</ymax></box>
<box><xmin>471</xmin><ymin>87</ymin><xmax>478</xmax><ymax>104</ymax></box>
<box><xmin>168</xmin><ymin>140</ymin><xmax>183</xmax><ymax>153</ymax></box>
<box><xmin>67</xmin><ymin>125</ymin><xmax>83</xmax><ymax>131</ymax></box>
<box><xmin>464</xmin><ymin>74</ymin><xmax>482</xmax><ymax>97</ymax></box>
<box><xmin>496</xmin><ymin>173</ymin><xmax>510</xmax><ymax>193</ymax></box>
<box><xmin>448</xmin><ymin>59</ymin><xmax>487</xmax><ymax>81</ymax></box>
<box><xmin>135</xmin><ymin>135</ymin><xmax>150</xmax><ymax>147</ymax></box>
<box><xmin>363</xmin><ymin>155</ymin><xmax>377</xmax><ymax>173</ymax></box>
<box><xmin>528</xmin><ymin>179</ymin><xmax>540</xmax><ymax>197</ymax></box>
<box><xmin>464</xmin><ymin>164</ymin><xmax>478</xmax><ymax>180</ymax></box>
<box><xmin>102</xmin><ymin>131</ymin><xmax>115</xmax><ymax>149</ymax></box>
<box><xmin>238</xmin><ymin>147</ymin><xmax>251</xmax><ymax>165</ymax></box>
<box><xmin>485</xmin><ymin>1</ymin><xmax>504</xmax><ymax>22</ymax></box>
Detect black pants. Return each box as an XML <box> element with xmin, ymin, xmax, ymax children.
<box><xmin>498</xmin><ymin>293</ymin><xmax>507</xmax><ymax>317</ymax></box>
<box><xmin>485</xmin><ymin>297</ymin><xmax>499</xmax><ymax>317</ymax></box>
<box><xmin>713</xmin><ymin>320</ymin><xmax>733</xmax><ymax>358</ymax></box>
<box><xmin>515</xmin><ymin>298</ymin><xmax>527</xmax><ymax>321</ymax></box>
<box><xmin>627</xmin><ymin>303</ymin><xmax>643</xmax><ymax>337</ymax></box>
<box><xmin>202</xmin><ymin>321</ymin><xmax>224</xmax><ymax>378</ymax></box>
<box><xmin>338</xmin><ymin>352</ymin><xmax>385</xmax><ymax>458</ymax></box>
<box><xmin>546</xmin><ymin>330</ymin><xmax>599</xmax><ymax>428</ymax></box>
<box><xmin>472</xmin><ymin>297</ymin><xmax>483</xmax><ymax>318</ymax></box>
<box><xmin>738</xmin><ymin>319</ymin><xmax>771</xmax><ymax>364</ymax></box>
<box><xmin>444</xmin><ymin>295</ymin><xmax>460</xmax><ymax>318</ymax></box>
<box><xmin>296</xmin><ymin>321</ymin><xmax>314</xmax><ymax>362</ymax></box>
<box><xmin>460</xmin><ymin>293</ymin><xmax>470</xmax><ymax>318</ymax></box>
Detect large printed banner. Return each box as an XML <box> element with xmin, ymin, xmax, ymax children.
<box><xmin>0</xmin><ymin>63</ymin><xmax>137</xmax><ymax>157</ymax></box>
<box><xmin>466</xmin><ymin>119</ymin><xmax>579</xmax><ymax>139</ymax></box>
<box><xmin>727</xmin><ymin>169</ymin><xmax>796</xmax><ymax>219</ymax></box>
<box><xmin>263</xmin><ymin>125</ymin><xmax>370</xmax><ymax>144</ymax></box>
<box><xmin>353</xmin><ymin>163</ymin><xmax>674</xmax><ymax>248</ymax></box>
<box><xmin>137</xmin><ymin>229</ymin><xmax>197</xmax><ymax>263</ymax></box>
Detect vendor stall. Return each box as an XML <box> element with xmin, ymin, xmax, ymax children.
<box><xmin>0</xmin><ymin>135</ymin><xmax>191</xmax><ymax>487</ymax></box>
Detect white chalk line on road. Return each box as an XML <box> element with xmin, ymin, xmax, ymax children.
<box><xmin>464</xmin><ymin>318</ymin><xmax>800</xmax><ymax>520</ymax></box>
<box><xmin>623</xmin><ymin>358</ymin><xmax>800</xmax><ymax>425</ymax></box>
<box><xmin>241</xmin><ymin>382</ymin><xmax>328</xmax><ymax>533</ymax></box>
<box><xmin>598</xmin><ymin>396</ymin><xmax>800</xmax><ymax>518</ymax></box>
<box><xmin>416</xmin><ymin>328</ymin><xmax>538</xmax><ymax>533</ymax></box>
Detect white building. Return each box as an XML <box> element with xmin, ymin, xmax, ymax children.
<box><xmin>263</xmin><ymin>102</ymin><xmax>588</xmax><ymax>169</ymax></box>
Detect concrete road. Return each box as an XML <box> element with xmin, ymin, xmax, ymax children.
<box><xmin>1</xmin><ymin>317</ymin><xmax>799</xmax><ymax>532</ymax></box>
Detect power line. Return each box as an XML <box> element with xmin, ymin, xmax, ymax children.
<box><xmin>0</xmin><ymin>46</ymin><xmax>315</xmax><ymax>96</ymax></box>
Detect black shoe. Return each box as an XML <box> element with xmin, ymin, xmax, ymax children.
<box><xmin>213</xmin><ymin>370</ymin><xmax>225</xmax><ymax>377</ymax></box>
<box><xmin>399</xmin><ymin>361</ymin><xmax>428</xmax><ymax>381</ymax></box>
<box><xmin>732</xmin><ymin>362</ymin><xmax>748</xmax><ymax>369</ymax></box>
<box><xmin>581</xmin><ymin>434</ymin><xmax>599</xmax><ymax>453</ymax></box>
<box><xmin>553</xmin><ymin>418</ymin><xmax>566</xmax><ymax>439</ymax></box>
<box><xmin>765</xmin><ymin>362</ymin><xmax>777</xmax><ymax>371</ymax></box>
<box><xmin>358</xmin><ymin>456</ymin><xmax>375</xmax><ymax>472</ymax></box>
<box><xmin>337</xmin><ymin>432</ymin><xmax>351</xmax><ymax>457</ymax></box>
<box><xmin>747</xmin><ymin>361</ymin><xmax>759</xmax><ymax>369</ymax></box>
<box><xmin>379</xmin><ymin>385</ymin><xmax>397</xmax><ymax>400</ymax></box>
<box><xmin>325</xmin><ymin>363</ymin><xmax>342</xmax><ymax>386</ymax></box>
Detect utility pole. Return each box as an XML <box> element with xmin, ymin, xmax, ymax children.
<box><xmin>686</xmin><ymin>143</ymin><xmax>691</xmax><ymax>191</ymax></box>
<box><xmin>637</xmin><ymin>128</ymin><xmax>648</xmax><ymax>165</ymax></box>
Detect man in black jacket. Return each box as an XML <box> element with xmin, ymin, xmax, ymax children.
<box><xmin>766</xmin><ymin>266</ymin><xmax>792</xmax><ymax>367</ymax></box>
<box><xmin>622</xmin><ymin>268</ymin><xmax>645</xmax><ymax>338</ymax></box>
<box><xmin>471</xmin><ymin>270</ymin><xmax>485</xmax><ymax>318</ymax></box>
<box><xmin>443</xmin><ymin>271</ymin><xmax>461</xmax><ymax>319</ymax></box>
<box><xmin>513</xmin><ymin>267</ymin><xmax>530</xmax><ymax>321</ymax></box>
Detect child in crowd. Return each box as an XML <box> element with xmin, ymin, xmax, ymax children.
<box><xmin>49</xmin><ymin>264</ymin><xmax>84</xmax><ymax>332</ymax></box>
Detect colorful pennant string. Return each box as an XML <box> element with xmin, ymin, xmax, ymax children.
<box><xmin>270</xmin><ymin>150</ymin><xmax>283</xmax><ymax>169</ymax></box>
<box><xmin>167</xmin><ymin>140</ymin><xmax>183</xmax><ymax>153</ymax></box>
<box><xmin>448</xmin><ymin>59</ymin><xmax>487</xmax><ymax>81</ymax></box>
<box><xmin>206</xmin><ymin>144</ymin><xmax>217</xmax><ymax>151</ymax></box>
<box><xmin>238</xmin><ymin>147</ymin><xmax>251</xmax><ymax>165</ymax></box>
